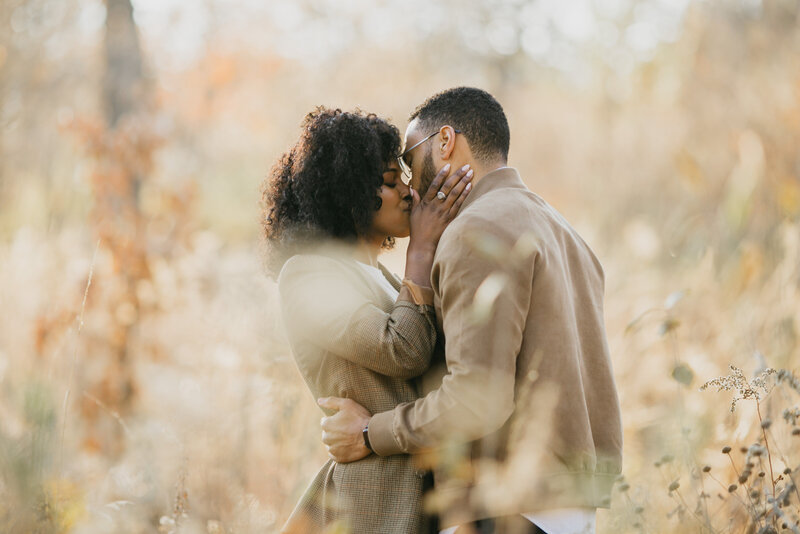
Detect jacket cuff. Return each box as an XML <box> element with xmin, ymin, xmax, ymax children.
<box><xmin>396</xmin><ymin>288</ymin><xmax>435</xmax><ymax>316</ymax></box>
<box><xmin>367</xmin><ymin>410</ymin><xmax>404</xmax><ymax>456</ymax></box>
<box><xmin>401</xmin><ymin>279</ymin><xmax>435</xmax><ymax>306</ymax></box>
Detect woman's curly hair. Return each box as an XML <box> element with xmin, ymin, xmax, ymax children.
<box><xmin>261</xmin><ymin>107</ymin><xmax>402</xmax><ymax>278</ymax></box>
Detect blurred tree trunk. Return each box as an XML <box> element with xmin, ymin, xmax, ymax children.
<box><xmin>0</xmin><ymin>1</ymin><xmax>13</xmax><ymax>206</ymax></box>
<box><xmin>101</xmin><ymin>0</ymin><xmax>145</xmax><ymax>412</ymax></box>
<box><xmin>104</xmin><ymin>0</ymin><xmax>146</xmax><ymax>204</ymax></box>
<box><xmin>81</xmin><ymin>0</ymin><xmax>154</xmax><ymax>456</ymax></box>
<box><xmin>104</xmin><ymin>0</ymin><xmax>144</xmax><ymax>127</ymax></box>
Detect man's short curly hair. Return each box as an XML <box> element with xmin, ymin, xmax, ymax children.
<box><xmin>261</xmin><ymin>107</ymin><xmax>401</xmax><ymax>278</ymax></box>
<box><xmin>410</xmin><ymin>87</ymin><xmax>509</xmax><ymax>163</ymax></box>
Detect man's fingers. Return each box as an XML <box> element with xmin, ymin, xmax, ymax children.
<box><xmin>325</xmin><ymin>445</ymin><xmax>337</xmax><ymax>461</ymax></box>
<box><xmin>320</xmin><ymin>414</ymin><xmax>345</xmax><ymax>431</ymax></box>
<box><xmin>317</xmin><ymin>396</ymin><xmax>347</xmax><ymax>411</ymax></box>
<box><xmin>320</xmin><ymin>416</ymin><xmax>338</xmax><ymax>431</ymax></box>
<box><xmin>325</xmin><ymin>443</ymin><xmax>342</xmax><ymax>461</ymax></box>
<box><xmin>422</xmin><ymin>163</ymin><xmax>451</xmax><ymax>202</ymax></box>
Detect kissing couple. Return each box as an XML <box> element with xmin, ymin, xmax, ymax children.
<box><xmin>262</xmin><ymin>87</ymin><xmax>623</xmax><ymax>534</ymax></box>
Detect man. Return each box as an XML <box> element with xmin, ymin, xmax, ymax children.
<box><xmin>318</xmin><ymin>87</ymin><xmax>623</xmax><ymax>534</ymax></box>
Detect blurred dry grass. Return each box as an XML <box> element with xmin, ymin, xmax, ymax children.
<box><xmin>1</xmin><ymin>0</ymin><xmax>799</xmax><ymax>532</ymax></box>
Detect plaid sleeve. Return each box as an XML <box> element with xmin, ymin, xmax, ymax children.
<box><xmin>278</xmin><ymin>254</ymin><xmax>437</xmax><ymax>379</ymax></box>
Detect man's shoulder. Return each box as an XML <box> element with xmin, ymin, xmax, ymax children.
<box><xmin>441</xmin><ymin>181</ymin><xmax>546</xmax><ymax>246</ymax></box>
<box><xmin>434</xmin><ymin>197</ymin><xmax>536</xmax><ymax>276</ymax></box>
<box><xmin>437</xmin><ymin>181</ymin><xmax>599</xmax><ymax>272</ymax></box>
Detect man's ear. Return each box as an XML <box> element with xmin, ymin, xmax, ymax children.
<box><xmin>438</xmin><ymin>125</ymin><xmax>457</xmax><ymax>160</ymax></box>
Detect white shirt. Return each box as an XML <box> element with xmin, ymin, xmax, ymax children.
<box><xmin>355</xmin><ymin>261</ymin><xmax>399</xmax><ymax>300</ymax></box>
<box><xmin>440</xmin><ymin>509</ymin><xmax>596</xmax><ymax>534</ymax></box>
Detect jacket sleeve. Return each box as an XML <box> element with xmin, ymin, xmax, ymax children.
<box><xmin>368</xmin><ymin>221</ymin><xmax>535</xmax><ymax>455</ymax></box>
<box><xmin>278</xmin><ymin>255</ymin><xmax>437</xmax><ymax>379</ymax></box>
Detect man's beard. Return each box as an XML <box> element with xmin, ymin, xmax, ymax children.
<box><xmin>418</xmin><ymin>144</ymin><xmax>437</xmax><ymax>195</ymax></box>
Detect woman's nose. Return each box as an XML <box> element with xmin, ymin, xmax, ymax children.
<box><xmin>398</xmin><ymin>181</ymin><xmax>411</xmax><ymax>200</ymax></box>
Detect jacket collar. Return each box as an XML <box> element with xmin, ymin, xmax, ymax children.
<box><xmin>458</xmin><ymin>166</ymin><xmax>527</xmax><ymax>213</ymax></box>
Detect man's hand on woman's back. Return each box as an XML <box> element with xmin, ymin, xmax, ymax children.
<box><xmin>318</xmin><ymin>397</ymin><xmax>372</xmax><ymax>463</ymax></box>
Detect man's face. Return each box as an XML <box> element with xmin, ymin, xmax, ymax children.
<box><xmin>402</xmin><ymin>119</ymin><xmax>438</xmax><ymax>195</ymax></box>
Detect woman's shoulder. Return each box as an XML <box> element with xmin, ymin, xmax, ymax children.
<box><xmin>278</xmin><ymin>253</ymin><xmax>352</xmax><ymax>282</ymax></box>
<box><xmin>280</xmin><ymin>252</ymin><xmax>335</xmax><ymax>272</ymax></box>
<box><xmin>277</xmin><ymin>253</ymin><xmax>368</xmax><ymax>308</ymax></box>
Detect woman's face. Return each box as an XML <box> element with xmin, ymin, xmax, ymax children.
<box><xmin>369</xmin><ymin>160</ymin><xmax>412</xmax><ymax>240</ymax></box>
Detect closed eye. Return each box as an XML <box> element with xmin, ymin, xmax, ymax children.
<box><xmin>383</xmin><ymin>167</ymin><xmax>400</xmax><ymax>187</ymax></box>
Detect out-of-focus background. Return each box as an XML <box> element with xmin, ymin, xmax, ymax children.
<box><xmin>1</xmin><ymin>0</ymin><xmax>799</xmax><ymax>532</ymax></box>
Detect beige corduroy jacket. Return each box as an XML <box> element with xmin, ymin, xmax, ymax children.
<box><xmin>278</xmin><ymin>252</ymin><xmax>436</xmax><ymax>534</ymax></box>
<box><xmin>367</xmin><ymin>167</ymin><xmax>624</xmax><ymax>527</ymax></box>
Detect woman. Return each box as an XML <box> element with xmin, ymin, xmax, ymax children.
<box><xmin>261</xmin><ymin>107</ymin><xmax>472</xmax><ymax>533</ymax></box>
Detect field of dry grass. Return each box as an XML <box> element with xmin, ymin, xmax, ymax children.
<box><xmin>1</xmin><ymin>1</ymin><xmax>799</xmax><ymax>532</ymax></box>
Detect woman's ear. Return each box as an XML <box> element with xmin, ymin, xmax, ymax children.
<box><xmin>438</xmin><ymin>125</ymin><xmax>457</xmax><ymax>160</ymax></box>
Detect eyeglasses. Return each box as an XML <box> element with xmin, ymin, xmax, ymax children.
<box><xmin>397</xmin><ymin>128</ymin><xmax>461</xmax><ymax>184</ymax></box>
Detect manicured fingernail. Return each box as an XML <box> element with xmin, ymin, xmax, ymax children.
<box><xmin>443</xmin><ymin>163</ymin><xmax>451</xmax><ymax>172</ymax></box>
<box><xmin>461</xmin><ymin>164</ymin><xmax>470</xmax><ymax>172</ymax></box>
<box><xmin>317</xmin><ymin>398</ymin><xmax>325</xmax><ymax>404</ymax></box>
<box><xmin>466</xmin><ymin>183</ymin><xmax>472</xmax><ymax>191</ymax></box>
<box><xmin>466</xmin><ymin>169</ymin><xmax>474</xmax><ymax>179</ymax></box>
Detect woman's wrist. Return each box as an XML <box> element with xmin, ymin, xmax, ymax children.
<box><xmin>404</xmin><ymin>247</ymin><xmax>435</xmax><ymax>288</ymax></box>
<box><xmin>406</xmin><ymin>243</ymin><xmax>436</xmax><ymax>263</ymax></box>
